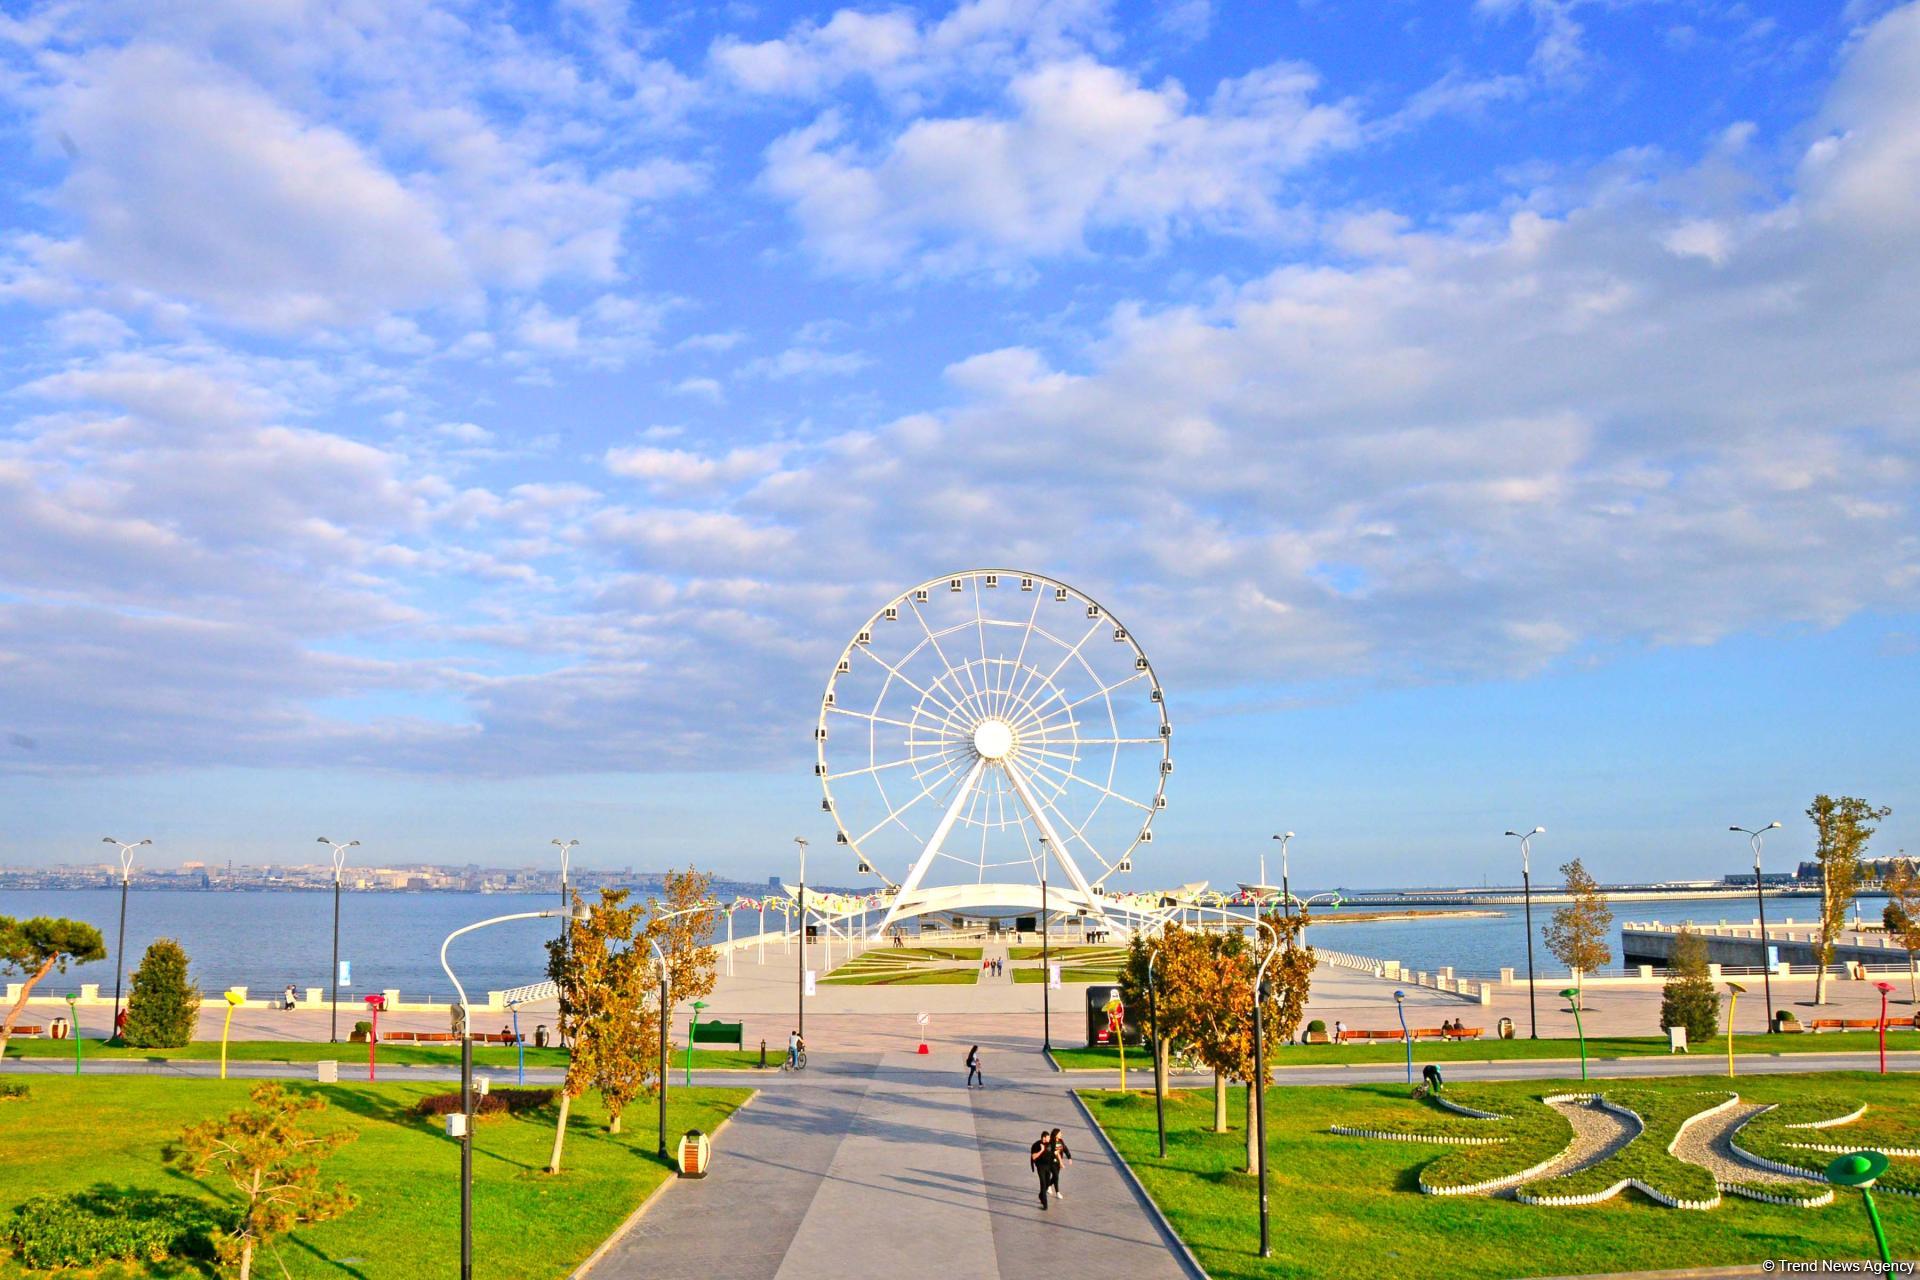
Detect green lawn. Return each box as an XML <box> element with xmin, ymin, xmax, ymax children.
<box><xmin>1010</xmin><ymin>966</ymin><xmax>1120</xmax><ymax>983</ymax></box>
<box><xmin>0</xmin><ymin>1074</ymin><xmax>751</xmax><ymax>1278</ymax></box>
<box><xmin>819</xmin><ymin>968</ymin><xmax>979</xmax><ymax>986</ymax></box>
<box><xmin>1048</xmin><ymin>1030</ymin><xmax>1919</xmax><ymax>1070</ymax></box>
<box><xmin>4</xmin><ymin>1039</ymin><xmax>771</xmax><ymax>1070</ymax></box>
<box><xmin>1006</xmin><ymin>945</ymin><xmax>1125</xmax><ymax>961</ymax></box>
<box><xmin>1083</xmin><ymin>1071</ymin><xmax>1920</xmax><ymax>1280</ymax></box>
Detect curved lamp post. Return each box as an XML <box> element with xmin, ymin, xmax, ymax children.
<box><xmin>317</xmin><ymin>838</ymin><xmax>359</xmax><ymax>1043</ymax></box>
<box><xmin>1828</xmin><ymin>1151</ymin><xmax>1894</xmax><ymax>1265</ymax></box>
<box><xmin>101</xmin><ymin>837</ymin><xmax>150</xmax><ymax>1038</ymax></box>
<box><xmin>1559</xmin><ymin>987</ymin><xmax>1587</xmax><ymax>1081</ymax></box>
<box><xmin>1725</xmin><ymin>981</ymin><xmax>1746</xmax><ymax>1078</ymax></box>
<box><xmin>220</xmin><ymin>989</ymin><xmax>244</xmax><ymax>1079</ymax></box>
<box><xmin>441</xmin><ymin>908</ymin><xmax>570</xmax><ymax>1280</ymax></box>
<box><xmin>686</xmin><ymin>1000</ymin><xmax>708</xmax><ymax>1086</ymax></box>
<box><xmin>1505</xmin><ymin>827</ymin><xmax>1545</xmax><ymax>1038</ymax></box>
<box><xmin>646</xmin><ymin>903</ymin><xmax>717</xmax><ymax>1159</ymax></box>
<box><xmin>1148</xmin><ymin>947</ymin><xmax>1166</xmax><ymax>1158</ymax></box>
<box><xmin>1731</xmin><ymin>822</ymin><xmax>1781</xmax><ymax>1031</ymax></box>
<box><xmin>1394</xmin><ymin>990</ymin><xmax>1411</xmax><ymax>1084</ymax></box>
<box><xmin>1874</xmin><ymin>981</ymin><xmax>1895</xmax><ymax>1074</ymax></box>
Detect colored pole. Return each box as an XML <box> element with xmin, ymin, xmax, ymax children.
<box><xmin>1756</xmin><ymin>866</ymin><xmax>1775</xmax><ymax>1031</ymax></box>
<box><xmin>1396</xmin><ymin>993</ymin><xmax>1411</xmax><ymax>1085</ymax></box>
<box><xmin>66</xmin><ymin>996</ymin><xmax>80</xmax><ymax>1076</ymax></box>
<box><xmin>1561</xmin><ymin>988</ymin><xmax>1587</xmax><ymax>1080</ymax></box>
<box><xmin>512</xmin><ymin>1006</ymin><xmax>524</xmax><ymax>1085</ymax></box>
<box><xmin>1725</xmin><ymin>985</ymin><xmax>1743</xmax><ymax>1079</ymax></box>
<box><xmin>1864</xmin><ymin>1189</ymin><xmax>1893</xmax><ymax>1265</ymax></box>
<box><xmin>368</xmin><ymin>1002</ymin><xmax>378</xmax><ymax>1082</ymax></box>
<box><xmin>1879</xmin><ymin>986</ymin><xmax>1891</xmax><ymax>1075</ymax></box>
<box><xmin>220</xmin><ymin>997</ymin><xmax>237</xmax><ymax>1080</ymax></box>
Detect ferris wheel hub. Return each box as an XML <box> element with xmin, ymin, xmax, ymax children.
<box><xmin>971</xmin><ymin>718</ymin><xmax>1016</xmax><ymax>761</ymax></box>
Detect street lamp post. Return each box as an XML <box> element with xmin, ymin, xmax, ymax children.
<box><xmin>1731</xmin><ymin>823</ymin><xmax>1782</xmax><ymax>1032</ymax></box>
<box><xmin>1271</xmin><ymin>833</ymin><xmax>1293</xmax><ymax>920</ymax></box>
<box><xmin>317</xmin><ymin>838</ymin><xmax>359</xmax><ymax>1043</ymax></box>
<box><xmin>220</xmin><ymin>989</ymin><xmax>243</xmax><ymax>1079</ymax></box>
<box><xmin>686</xmin><ymin>1000</ymin><xmax>708</xmax><ymax>1086</ymax></box>
<box><xmin>1829</xmin><ymin>1152</ymin><xmax>1895</xmax><ymax>1266</ymax></box>
<box><xmin>551</xmin><ymin>839</ymin><xmax>578</xmax><ymax>1043</ymax></box>
<box><xmin>440</xmin><ymin>908</ymin><xmax>571</xmax><ymax>1280</ymax></box>
<box><xmin>1506</xmin><ymin>827</ymin><xmax>1545</xmax><ymax>1038</ymax></box>
<box><xmin>101</xmin><ymin>837</ymin><xmax>150</xmax><ymax>1039</ymax></box>
<box><xmin>794</xmin><ymin>837</ymin><xmax>808</xmax><ymax>1047</ymax></box>
<box><xmin>1040</xmin><ymin>837</ymin><xmax>1052</xmax><ymax>1052</ymax></box>
<box><xmin>64</xmin><ymin>994</ymin><xmax>80</xmax><ymax>1075</ymax></box>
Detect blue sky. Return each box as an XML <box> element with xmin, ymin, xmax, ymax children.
<box><xmin>0</xmin><ymin>0</ymin><xmax>1915</xmax><ymax>888</ymax></box>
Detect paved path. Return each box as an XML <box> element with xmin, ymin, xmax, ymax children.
<box><xmin>586</xmin><ymin>1048</ymin><xmax>1192</xmax><ymax>1280</ymax></box>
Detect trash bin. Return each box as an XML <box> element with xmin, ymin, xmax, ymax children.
<box><xmin>49</xmin><ymin>1018</ymin><xmax>68</xmax><ymax>1041</ymax></box>
<box><xmin>678</xmin><ymin>1129</ymin><xmax>711</xmax><ymax>1178</ymax></box>
<box><xmin>533</xmin><ymin>1024</ymin><xmax>549</xmax><ymax>1048</ymax></box>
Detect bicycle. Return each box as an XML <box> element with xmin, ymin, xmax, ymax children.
<box><xmin>781</xmin><ymin>1048</ymin><xmax>809</xmax><ymax>1072</ymax></box>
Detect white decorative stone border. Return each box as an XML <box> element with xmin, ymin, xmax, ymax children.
<box><xmin>1788</xmin><ymin>1141</ymin><xmax>1920</xmax><ymax>1158</ymax></box>
<box><xmin>1786</xmin><ymin>1103</ymin><xmax>1870</xmax><ymax>1129</ymax></box>
<box><xmin>1668</xmin><ymin>1094</ymin><xmax>1743</xmax><ymax>1158</ymax></box>
<box><xmin>1328</xmin><ymin>1126</ymin><xmax>1504</xmax><ymax>1146</ymax></box>
<box><xmin>1418</xmin><ymin>1091</ymin><xmax>1599</xmax><ymax>1197</ymax></box>
<box><xmin>1721</xmin><ymin>1182</ymin><xmax>1835</xmax><ymax>1208</ymax></box>
<box><xmin>1431</xmin><ymin>1097</ymin><xmax>1507</xmax><ymax>1120</ymax></box>
<box><xmin>1516</xmin><ymin>1176</ymin><xmax>1720</xmax><ymax>1210</ymax></box>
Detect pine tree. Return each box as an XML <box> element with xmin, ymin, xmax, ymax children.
<box><xmin>1542</xmin><ymin>858</ymin><xmax>1613</xmax><ymax>983</ymax></box>
<box><xmin>167</xmin><ymin>1083</ymin><xmax>354</xmax><ymax>1280</ymax></box>
<box><xmin>122</xmin><ymin>938</ymin><xmax>201</xmax><ymax>1048</ymax></box>
<box><xmin>1</xmin><ymin>917</ymin><xmax>107</xmax><ymax>1056</ymax></box>
<box><xmin>1659</xmin><ymin>926</ymin><xmax>1718</xmax><ymax>1043</ymax></box>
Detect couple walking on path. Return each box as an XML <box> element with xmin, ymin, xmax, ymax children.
<box><xmin>1029</xmin><ymin>1128</ymin><xmax>1073</xmax><ymax>1210</ymax></box>
<box><xmin>980</xmin><ymin>957</ymin><xmax>1004</xmax><ymax>977</ymax></box>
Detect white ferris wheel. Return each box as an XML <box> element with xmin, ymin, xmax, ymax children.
<box><xmin>815</xmin><ymin>570</ymin><xmax>1170</xmax><ymax>934</ymax></box>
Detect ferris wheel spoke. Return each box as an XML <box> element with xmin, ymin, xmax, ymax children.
<box><xmin>854</xmin><ymin>643</ymin><xmax>968</xmax><ymax>721</ymax></box>
<box><xmin>829</xmin><ymin>750</ymin><xmax>953</xmax><ymax>781</ymax></box>
<box><xmin>873</xmin><ymin>756</ymin><xmax>987</xmax><ymax>933</ymax></box>
<box><xmin>1013</xmin><ymin>670</ymin><xmax>1148</xmax><ymax>734</ymax></box>
<box><xmin>1021</xmin><ymin>752</ymin><xmax>1155</xmax><ymax>813</ymax></box>
<box><xmin>997</xmin><ymin>590</ymin><xmax>1046</xmax><ymax>721</ymax></box>
<box><xmin>829</xmin><ymin>706</ymin><xmax>930</xmax><ymax>734</ymax></box>
<box><xmin>905</xmin><ymin>598</ymin><xmax>990</xmax><ymax>723</ymax></box>
<box><xmin>1002</xmin><ymin>758</ymin><xmax>1109</xmax><ymax>920</ymax></box>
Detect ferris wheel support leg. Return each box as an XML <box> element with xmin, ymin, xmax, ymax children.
<box><xmin>872</xmin><ymin>757</ymin><xmax>987</xmax><ymax>938</ymax></box>
<box><xmin>1002</xmin><ymin>759</ymin><xmax>1113</xmax><ymax>928</ymax></box>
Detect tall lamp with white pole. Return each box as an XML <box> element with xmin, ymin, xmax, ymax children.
<box><xmin>1505</xmin><ymin>827</ymin><xmax>1545</xmax><ymax>1039</ymax></box>
<box><xmin>101</xmin><ymin>837</ymin><xmax>150</xmax><ymax>1039</ymax></box>
<box><xmin>317</xmin><ymin>838</ymin><xmax>359</xmax><ymax>1042</ymax></box>
<box><xmin>794</xmin><ymin>837</ymin><xmax>808</xmax><ymax>1048</ymax></box>
<box><xmin>1731</xmin><ymin>822</ymin><xmax>1782</xmax><ymax>1032</ymax></box>
<box><xmin>1271</xmin><ymin>832</ymin><xmax>1294</xmax><ymax>919</ymax></box>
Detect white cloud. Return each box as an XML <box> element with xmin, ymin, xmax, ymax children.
<box><xmin>763</xmin><ymin>58</ymin><xmax>1357</xmax><ymax>272</ymax></box>
<box><xmin>604</xmin><ymin>442</ymin><xmax>789</xmax><ymax>491</ymax></box>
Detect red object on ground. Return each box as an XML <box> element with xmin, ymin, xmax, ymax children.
<box><xmin>916</xmin><ymin>1042</ymin><xmax>929</xmax><ymax>1054</ymax></box>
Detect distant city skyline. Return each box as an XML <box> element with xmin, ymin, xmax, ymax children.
<box><xmin>1</xmin><ymin>2</ymin><xmax>1915</xmax><ymax>888</ymax></box>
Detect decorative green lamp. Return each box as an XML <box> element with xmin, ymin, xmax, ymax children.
<box><xmin>1826</xmin><ymin>1151</ymin><xmax>1893</xmax><ymax>1266</ymax></box>
<box><xmin>1559</xmin><ymin>987</ymin><xmax>1586</xmax><ymax>1081</ymax></box>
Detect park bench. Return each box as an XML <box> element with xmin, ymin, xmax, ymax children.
<box><xmin>1809</xmin><ymin>1019</ymin><xmax>1847</xmax><ymax>1032</ymax></box>
<box><xmin>8</xmin><ymin>1025</ymin><xmax>44</xmax><ymax>1037</ymax></box>
<box><xmin>1343</xmin><ymin>1029</ymin><xmax>1404</xmax><ymax>1041</ymax></box>
<box><xmin>691</xmin><ymin>1020</ymin><xmax>743</xmax><ymax>1050</ymax></box>
<box><xmin>1443</xmin><ymin>1027</ymin><xmax>1484</xmax><ymax>1040</ymax></box>
<box><xmin>1843</xmin><ymin>1019</ymin><xmax>1884</xmax><ymax>1031</ymax></box>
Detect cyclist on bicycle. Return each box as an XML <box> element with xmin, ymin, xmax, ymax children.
<box><xmin>787</xmin><ymin>1029</ymin><xmax>803</xmax><ymax>1070</ymax></box>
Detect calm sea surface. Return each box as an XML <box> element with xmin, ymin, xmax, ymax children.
<box><xmin>3</xmin><ymin>888</ymin><xmax>1889</xmax><ymax>998</ymax></box>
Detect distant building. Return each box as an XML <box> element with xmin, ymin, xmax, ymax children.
<box><xmin>1720</xmin><ymin>872</ymin><xmax>1798</xmax><ymax>887</ymax></box>
<box><xmin>1795</xmin><ymin>857</ymin><xmax>1917</xmax><ymax>883</ymax></box>
<box><xmin>769</xmin><ymin>875</ymin><xmax>783</xmax><ymax>889</ymax></box>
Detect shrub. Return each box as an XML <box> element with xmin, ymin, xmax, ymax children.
<box><xmin>1305</xmin><ymin>1019</ymin><xmax>1326</xmax><ymax>1034</ymax></box>
<box><xmin>1776</xmin><ymin>1009</ymin><xmax>1799</xmax><ymax>1027</ymax></box>
<box><xmin>0</xmin><ymin>1080</ymin><xmax>27</xmax><ymax>1100</ymax></box>
<box><xmin>121</xmin><ymin>938</ymin><xmax>200</xmax><ymax>1048</ymax></box>
<box><xmin>411</xmin><ymin>1087</ymin><xmax>556</xmax><ymax>1120</ymax></box>
<box><xmin>1659</xmin><ymin>927</ymin><xmax>1718</xmax><ymax>1042</ymax></box>
<box><xmin>7</xmin><ymin>1189</ymin><xmax>216</xmax><ymax>1269</ymax></box>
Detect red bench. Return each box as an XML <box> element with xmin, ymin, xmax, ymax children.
<box><xmin>1343</xmin><ymin>1029</ymin><xmax>1405</xmax><ymax>1041</ymax></box>
<box><xmin>6</xmin><ymin>1025</ymin><xmax>44</xmax><ymax>1038</ymax></box>
<box><xmin>1444</xmin><ymin>1028</ymin><xmax>1485</xmax><ymax>1040</ymax></box>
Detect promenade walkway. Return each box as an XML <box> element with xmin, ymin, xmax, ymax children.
<box><xmin>586</xmin><ymin>1046</ymin><xmax>1192</xmax><ymax>1280</ymax></box>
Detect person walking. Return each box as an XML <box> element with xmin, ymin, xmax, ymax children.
<box><xmin>1046</xmin><ymin>1128</ymin><xmax>1072</xmax><ymax>1200</ymax></box>
<box><xmin>787</xmin><ymin>1028</ymin><xmax>802</xmax><ymax>1070</ymax></box>
<box><xmin>965</xmin><ymin>1044</ymin><xmax>984</xmax><ymax>1088</ymax></box>
<box><xmin>1030</xmin><ymin>1130</ymin><xmax>1060</xmax><ymax>1210</ymax></box>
